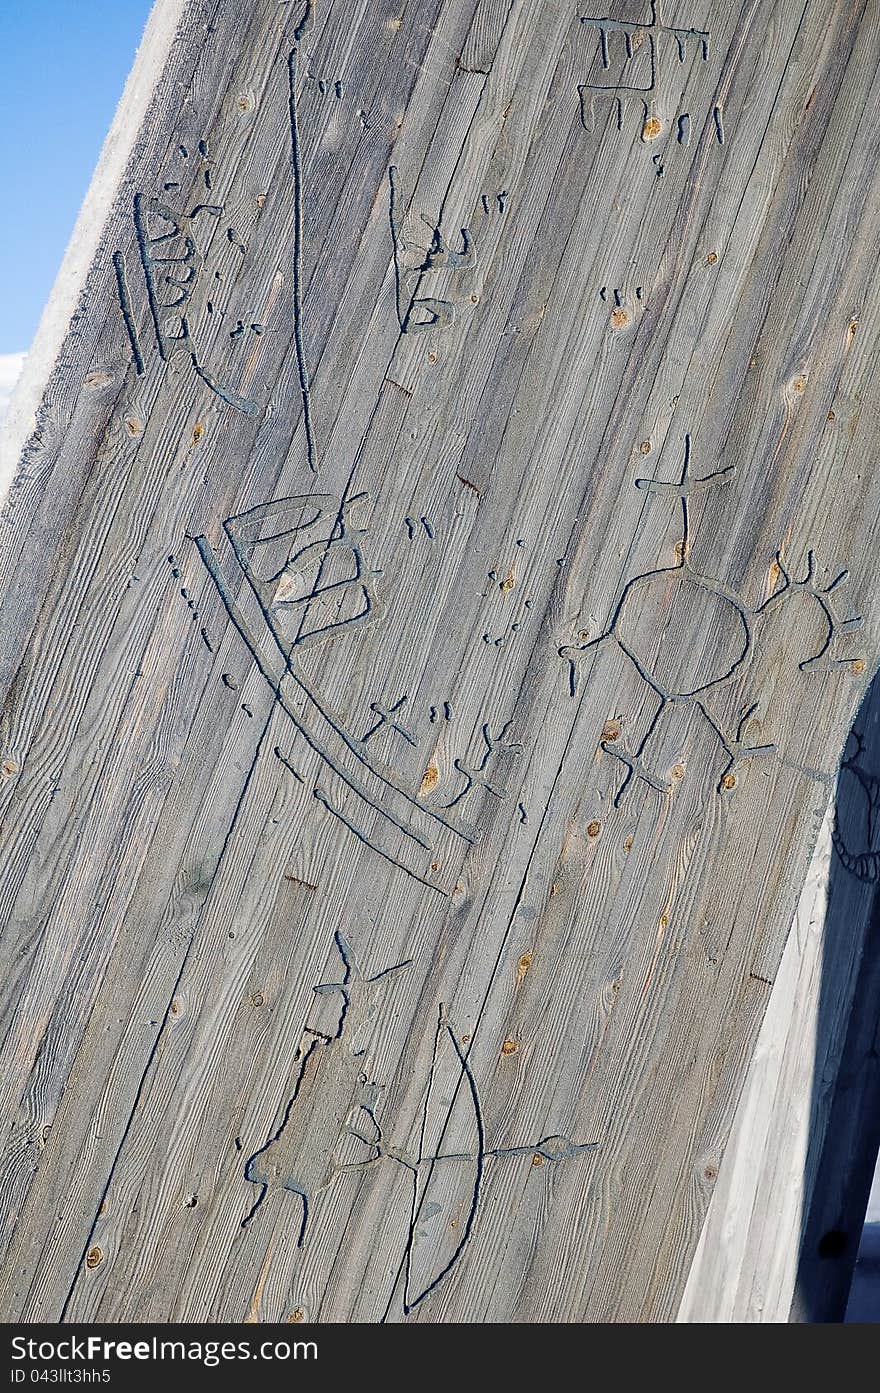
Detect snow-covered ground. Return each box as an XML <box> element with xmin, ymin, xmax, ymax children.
<box><xmin>0</xmin><ymin>353</ymin><xmax>26</xmax><ymax>424</ymax></box>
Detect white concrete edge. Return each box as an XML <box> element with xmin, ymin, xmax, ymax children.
<box><xmin>676</xmin><ymin>800</ymin><xmax>836</xmax><ymax>1321</ymax></box>
<box><xmin>0</xmin><ymin>0</ymin><xmax>189</xmax><ymax>506</ymax></box>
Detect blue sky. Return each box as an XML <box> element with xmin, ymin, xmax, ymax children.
<box><xmin>0</xmin><ymin>1</ymin><xmax>153</xmax><ymax>353</ymax></box>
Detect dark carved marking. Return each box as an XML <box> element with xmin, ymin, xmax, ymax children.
<box><xmin>275</xmin><ymin>745</ymin><xmax>305</xmax><ymax>784</ymax></box>
<box><xmin>445</xmin><ymin>719</ymin><xmax>523</xmax><ymax>809</ymax></box>
<box><xmin>758</xmin><ymin>551</ymin><xmax>863</xmax><ymax>673</ymax></box>
<box><xmin>578</xmin><ymin>6</ymin><xmax>710</xmax><ymax>137</ymax></box>
<box><xmin>389</xmin><ymin>167</ymin><xmax>474</xmax><ymax>334</ymax></box>
<box><xmin>561</xmin><ymin>435</ymin><xmax>861</xmax><ymax>804</ymax></box>
<box><xmin>833</xmin><ymin>728</ymin><xmax>880</xmax><ymax>882</ymax></box>
<box><xmin>400</xmin><ymin>1009</ymin><xmax>484</xmax><ymax>1314</ymax></box>
<box><xmin>315</xmin><ymin>787</ymin><xmax>441</xmax><ymax>890</ymax></box>
<box><xmin>294</xmin><ymin>0</ymin><xmax>313</xmax><ymax>41</ymax></box>
<box><xmin>195</xmin><ymin>529</ymin><xmax>475</xmax><ymax>847</ymax></box>
<box><xmin>131</xmin><ymin>192</ymin><xmax>258</xmax><ymax>414</ymax></box>
<box><xmin>242</xmin><ymin>933</ymin><xmax>412</xmax><ymax>1238</ymax></box>
<box><xmin>362</xmin><ymin>694</ymin><xmax>418</xmax><ymax>748</ymax></box>
<box><xmin>599</xmin><ymin>285</ymin><xmax>644</xmax><ymax>313</ymax></box>
<box><xmin>234</xmin><ymin>491</ymin><xmax>382</xmax><ymax>650</ymax></box>
<box><xmin>392</xmin><ymin>1007</ymin><xmax>599</xmax><ymax>1315</ymax></box>
<box><xmin>112</xmin><ymin>251</ymin><xmax>145</xmax><ymax>375</ymax></box>
<box><xmin>288</xmin><ymin>48</ymin><xmax>318</xmax><ymax>471</ymax></box>
<box><xmin>243</xmin><ymin>939</ymin><xmax>598</xmax><ymax>1314</ymax></box>
<box><xmin>714</xmin><ymin>702</ymin><xmax>777</xmax><ymax>795</ymax></box>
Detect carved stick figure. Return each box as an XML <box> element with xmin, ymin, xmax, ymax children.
<box><xmin>561</xmin><ymin>435</ymin><xmax>864</xmax><ymax>803</ymax></box>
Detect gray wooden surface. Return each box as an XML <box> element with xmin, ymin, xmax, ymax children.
<box><xmin>1</xmin><ymin>0</ymin><xmax>879</xmax><ymax>1322</ymax></box>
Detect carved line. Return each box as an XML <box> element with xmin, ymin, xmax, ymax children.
<box><xmin>197</xmin><ymin>521</ymin><xmax>475</xmax><ymax>842</ymax></box>
<box><xmin>242</xmin><ymin>932</ymin><xmax>412</xmax><ymax>1241</ymax></box>
<box><xmin>757</xmin><ymin>551</ymin><xmax>863</xmax><ymax>672</ymax></box>
<box><xmin>362</xmin><ymin>695</ymin><xmax>418</xmax><ymax>748</ymax></box>
<box><xmin>388</xmin><ymin>167</ymin><xmax>464</xmax><ymax>333</ymax></box>
<box><xmin>242</xmin><ymin>942</ymin><xmax>598</xmax><ymax>1314</ymax></box>
<box><xmin>191</xmin><ymin>354</ymin><xmax>260</xmax><ymax>415</ymax></box>
<box><xmin>131</xmin><ymin>193</ymin><xmax>259</xmax><ymax>414</ymax></box>
<box><xmin>401</xmin><ymin>1010</ymin><xmax>484</xmax><ymax>1314</ymax></box>
<box><xmin>194</xmin><ymin>535</ymin><xmax>460</xmax><ymax>852</ymax></box>
<box><xmin>579</xmin><ymin>14</ymin><xmax>658</xmax><ymax>96</ymax></box>
<box><xmin>294</xmin><ymin>0</ymin><xmax>313</xmax><ymax>41</ymax></box>
<box><xmin>240</xmin><ymin>1033</ymin><xmax>322</xmax><ymax>1242</ymax></box>
<box><xmin>235</xmin><ymin>492</ymin><xmax>384</xmax><ymax>651</ymax></box>
<box><xmin>444</xmin><ymin>719</ymin><xmax>523</xmax><ymax>809</ymax></box>
<box><xmin>397</xmin><ymin>1011</ymin><xmax>600</xmax><ymax>1313</ymax></box>
<box><xmin>112</xmin><ymin>251</ymin><xmax>144</xmax><ymax>375</ymax></box>
<box><xmin>579</xmin><ymin>5</ymin><xmax>709</xmax><ymax>97</ymax></box>
<box><xmin>314</xmin><ymin>786</ymin><xmax>444</xmax><ymax>892</ymax></box>
<box><xmin>316</xmin><ymin>932</ymin><xmax>413</xmax><ymax>1010</ymax></box>
<box><xmin>274</xmin><ymin>744</ymin><xmax>304</xmax><ymax>783</ymax></box>
<box><xmin>132</xmin><ymin>191</ymin><xmax>176</xmax><ymax>363</ymax></box>
<box><xmin>713</xmin><ymin>702</ymin><xmax>776</xmax><ymax>792</ymax></box>
<box><xmin>388</xmin><ymin>165</ymin><xmax>408</xmax><ymax>332</ymax></box>
<box><xmin>288</xmin><ymin>47</ymin><xmax>318</xmax><ymax>471</ymax></box>
<box><xmin>577</xmin><ymin>7</ymin><xmax>711</xmax><ymax>136</ymax></box>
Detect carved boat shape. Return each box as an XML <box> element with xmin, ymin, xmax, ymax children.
<box><xmin>195</xmin><ymin>494</ymin><xmax>477</xmax><ymax>893</ymax></box>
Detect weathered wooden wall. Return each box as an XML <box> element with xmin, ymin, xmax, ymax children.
<box><xmin>1</xmin><ymin>0</ymin><xmax>879</xmax><ymax>1322</ymax></box>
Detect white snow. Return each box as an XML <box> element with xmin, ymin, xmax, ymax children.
<box><xmin>0</xmin><ymin>353</ymin><xmax>26</xmax><ymax>424</ymax></box>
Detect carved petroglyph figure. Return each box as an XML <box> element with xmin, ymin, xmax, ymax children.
<box><xmin>195</xmin><ymin>494</ymin><xmax>526</xmax><ymax>888</ymax></box>
<box><xmin>114</xmin><ymin>186</ymin><xmax>259</xmax><ymax>414</ymax></box>
<box><xmin>443</xmin><ymin>719</ymin><xmax>523</xmax><ymax>810</ymax></box>
<box><xmin>561</xmin><ymin>436</ymin><xmax>864</xmax><ymax>805</ymax></box>
<box><xmin>223</xmin><ymin>492</ymin><xmax>384</xmax><ymax>651</ymax></box>
<box><xmin>389</xmin><ymin>166</ymin><xmax>477</xmax><ymax>333</ymax></box>
<box><xmin>833</xmin><ymin>721</ymin><xmax>880</xmax><ymax>882</ymax></box>
<box><xmin>195</xmin><ymin>493</ymin><xmax>486</xmax><ymax>892</ymax></box>
<box><xmin>577</xmin><ymin>3</ymin><xmax>721</xmax><ymax>146</ymax></box>
<box><xmin>243</xmin><ymin>935</ymin><xmax>598</xmax><ymax>1314</ymax></box>
<box><xmin>243</xmin><ymin>933</ymin><xmax>413</xmax><ymax>1245</ymax></box>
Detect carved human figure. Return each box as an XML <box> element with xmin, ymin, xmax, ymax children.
<box><xmin>561</xmin><ymin>435</ymin><xmax>863</xmax><ymax>803</ymax></box>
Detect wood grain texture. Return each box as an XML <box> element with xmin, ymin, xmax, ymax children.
<box><xmin>0</xmin><ymin>0</ymin><xmax>879</xmax><ymax>1322</ymax></box>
